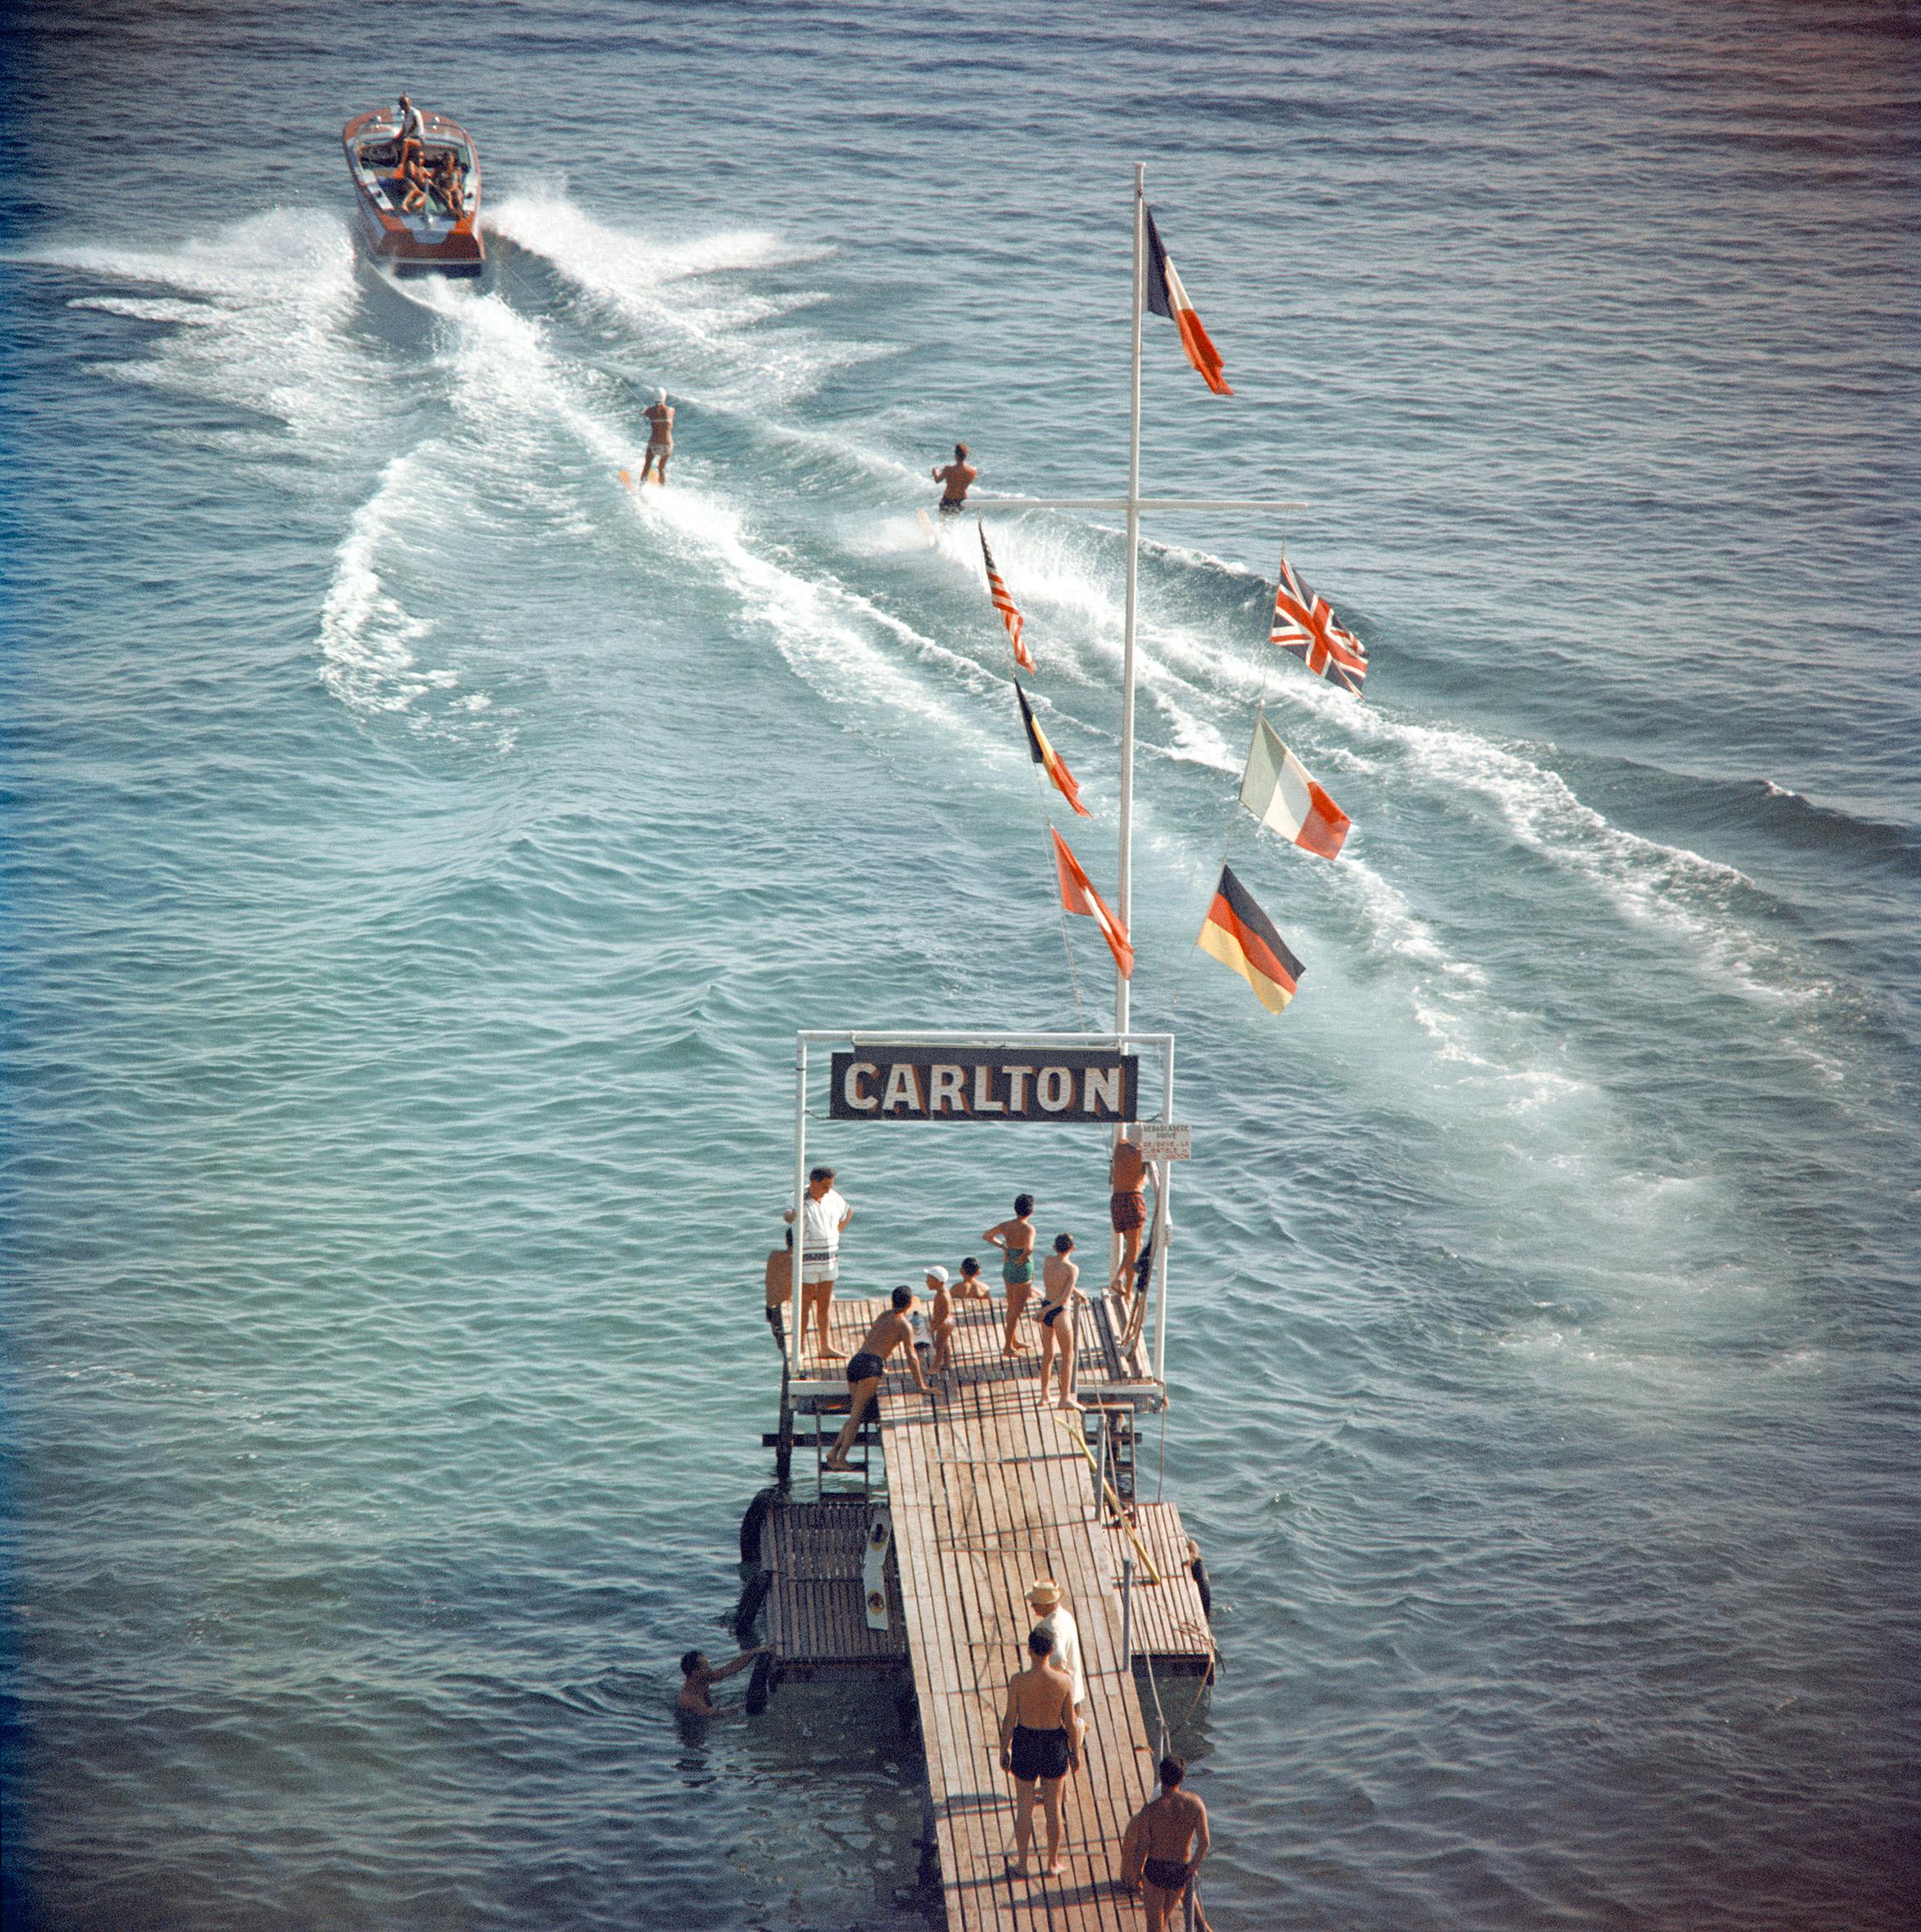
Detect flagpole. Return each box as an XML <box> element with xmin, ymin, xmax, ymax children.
<box><xmin>1118</xmin><ymin>160</ymin><xmax>1145</xmax><ymax>1039</ymax></box>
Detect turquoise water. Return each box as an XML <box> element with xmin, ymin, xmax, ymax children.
<box><xmin>3</xmin><ymin>2</ymin><xmax>1918</xmax><ymax>1926</ymax></box>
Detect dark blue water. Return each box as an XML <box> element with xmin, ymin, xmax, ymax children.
<box><xmin>4</xmin><ymin>3</ymin><xmax>1918</xmax><ymax>1926</ymax></box>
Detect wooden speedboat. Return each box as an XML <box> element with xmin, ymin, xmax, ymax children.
<box><xmin>341</xmin><ymin>106</ymin><xmax>484</xmax><ymax>278</ymax></box>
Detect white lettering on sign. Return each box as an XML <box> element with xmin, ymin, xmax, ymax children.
<box><xmin>1037</xmin><ymin>1068</ymin><xmax>1073</xmax><ymax>1112</ymax></box>
<box><xmin>882</xmin><ymin>1064</ymin><xmax>924</xmax><ymax>1113</ymax></box>
<box><xmin>1137</xmin><ymin>1123</ymin><xmax>1191</xmax><ymax>1161</ymax></box>
<box><xmin>1083</xmin><ymin>1065</ymin><xmax>1123</xmax><ymax>1113</ymax></box>
<box><xmin>1002</xmin><ymin>1064</ymin><xmax>1035</xmax><ymax>1109</ymax></box>
<box><xmin>973</xmin><ymin>1065</ymin><xmax>1005</xmax><ymax>1113</ymax></box>
<box><xmin>929</xmin><ymin>1064</ymin><xmax>967</xmax><ymax>1114</ymax></box>
<box><xmin>843</xmin><ymin>1062</ymin><xmax>880</xmax><ymax>1111</ymax></box>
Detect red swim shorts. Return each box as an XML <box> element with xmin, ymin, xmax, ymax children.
<box><xmin>1109</xmin><ymin>1189</ymin><xmax>1146</xmax><ymax>1233</ymax></box>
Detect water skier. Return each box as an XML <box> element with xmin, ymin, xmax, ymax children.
<box><xmin>823</xmin><ymin>1286</ymin><xmax>932</xmax><ymax>1471</ymax></box>
<box><xmin>640</xmin><ymin>390</ymin><xmax>675</xmax><ymax>484</ymax></box>
<box><xmin>931</xmin><ymin>441</ymin><xmax>976</xmax><ymax>514</ymax></box>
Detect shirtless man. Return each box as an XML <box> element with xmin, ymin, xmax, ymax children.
<box><xmin>1121</xmin><ymin>1756</ymin><xmax>1211</xmax><ymax>1930</ymax></box>
<box><xmin>985</xmin><ymin>1194</ymin><xmax>1037</xmax><ymax>1356</ymax></box>
<box><xmin>823</xmin><ymin>1286</ymin><xmax>931</xmax><ymax>1470</ymax></box>
<box><xmin>926</xmin><ymin>1266</ymin><xmax>958</xmax><ymax>1375</ymax></box>
<box><xmin>1037</xmin><ymin>1233</ymin><xmax>1086</xmax><ymax>1412</ymax></box>
<box><xmin>999</xmin><ymin>1625</ymin><xmax>1081</xmax><ymax>1878</ymax></box>
<box><xmin>398</xmin><ymin>154</ymin><xmax>430</xmax><ymax>214</ymax></box>
<box><xmin>931</xmin><ymin>441</ymin><xmax>976</xmax><ymax>514</ymax></box>
<box><xmin>640</xmin><ymin>390</ymin><xmax>675</xmax><ymax>485</ymax></box>
<box><xmin>677</xmin><ymin>1644</ymin><xmax>765</xmax><ymax>1716</ymax></box>
<box><xmin>1109</xmin><ymin>1128</ymin><xmax>1147</xmax><ymax>1297</ymax></box>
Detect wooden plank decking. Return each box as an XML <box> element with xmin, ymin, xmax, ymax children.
<box><xmin>806</xmin><ymin>1289</ymin><xmax>1185</xmax><ymax>1930</ymax></box>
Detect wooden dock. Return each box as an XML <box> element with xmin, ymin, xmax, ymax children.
<box><xmin>760</xmin><ymin>1290</ymin><xmax>1213</xmax><ymax>1929</ymax></box>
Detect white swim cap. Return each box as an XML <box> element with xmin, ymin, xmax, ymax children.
<box><xmin>655</xmin><ymin>388</ymin><xmax>667</xmax><ymax>404</ymax></box>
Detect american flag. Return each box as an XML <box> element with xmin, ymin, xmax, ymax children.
<box><xmin>1271</xmin><ymin>556</ymin><xmax>1368</xmax><ymax>696</ymax></box>
<box><xmin>980</xmin><ymin>523</ymin><xmax>1037</xmax><ymax>676</ymax></box>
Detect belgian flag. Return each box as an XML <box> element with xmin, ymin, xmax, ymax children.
<box><xmin>1196</xmin><ymin>865</ymin><xmax>1303</xmax><ymax>1013</ymax></box>
<box><xmin>1017</xmin><ymin>684</ymin><xmax>1091</xmax><ymax>818</ymax></box>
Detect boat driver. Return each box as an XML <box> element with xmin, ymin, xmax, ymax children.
<box><xmin>395</xmin><ymin>92</ymin><xmax>426</xmax><ymax>170</ymax></box>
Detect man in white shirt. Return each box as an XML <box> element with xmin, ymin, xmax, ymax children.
<box><xmin>1027</xmin><ymin>1577</ymin><xmax>1084</xmax><ymax>1708</ymax></box>
<box><xmin>396</xmin><ymin>92</ymin><xmax>426</xmax><ymax>160</ymax></box>
<box><xmin>784</xmin><ymin>1165</ymin><xmax>852</xmax><ymax>1360</ymax></box>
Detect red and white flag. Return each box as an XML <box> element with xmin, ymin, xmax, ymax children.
<box><xmin>980</xmin><ymin>523</ymin><xmax>1036</xmax><ymax>676</ymax></box>
<box><xmin>1050</xmin><ymin>828</ymin><xmax>1133</xmax><ymax>979</ymax></box>
<box><xmin>1239</xmin><ymin>714</ymin><xmax>1350</xmax><ymax>859</ymax></box>
<box><xmin>1271</xmin><ymin>555</ymin><xmax>1368</xmax><ymax>696</ymax></box>
<box><xmin>1146</xmin><ymin>207</ymin><xmax>1232</xmax><ymax>396</ymax></box>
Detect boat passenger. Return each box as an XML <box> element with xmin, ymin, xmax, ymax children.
<box><xmin>640</xmin><ymin>390</ymin><xmax>675</xmax><ymax>485</ymax></box>
<box><xmin>985</xmin><ymin>1193</ymin><xmax>1037</xmax><ymax>1356</ymax></box>
<box><xmin>784</xmin><ymin>1164</ymin><xmax>852</xmax><ymax>1360</ymax></box>
<box><xmin>1121</xmin><ymin>1756</ymin><xmax>1211</xmax><ymax>1930</ymax></box>
<box><xmin>396</xmin><ymin>92</ymin><xmax>426</xmax><ymax>165</ymax></box>
<box><xmin>1036</xmin><ymin>1232</ymin><xmax>1085</xmax><ymax>1413</ymax></box>
<box><xmin>398</xmin><ymin>154</ymin><xmax>430</xmax><ymax>214</ymax></box>
<box><xmin>931</xmin><ymin>440</ymin><xmax>976</xmax><ymax>514</ymax></box>
<box><xmin>677</xmin><ymin>1644</ymin><xmax>765</xmax><ymax>1716</ymax></box>
<box><xmin>432</xmin><ymin>151</ymin><xmax>464</xmax><ymax>214</ymax></box>
<box><xmin>823</xmin><ymin>1286</ymin><xmax>932</xmax><ymax>1472</ymax></box>
<box><xmin>998</xmin><ymin>1625</ymin><xmax>1081</xmax><ymax>1879</ymax></box>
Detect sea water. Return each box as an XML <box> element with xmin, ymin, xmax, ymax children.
<box><xmin>2</xmin><ymin>3</ymin><xmax>1917</xmax><ymax>1927</ymax></box>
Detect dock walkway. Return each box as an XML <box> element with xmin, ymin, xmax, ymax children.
<box><xmin>800</xmin><ymin>1290</ymin><xmax>1195</xmax><ymax>1930</ymax></box>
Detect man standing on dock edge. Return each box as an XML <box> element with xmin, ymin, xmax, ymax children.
<box><xmin>785</xmin><ymin>1165</ymin><xmax>852</xmax><ymax>1359</ymax></box>
<box><xmin>823</xmin><ymin>1286</ymin><xmax>931</xmax><ymax>1471</ymax></box>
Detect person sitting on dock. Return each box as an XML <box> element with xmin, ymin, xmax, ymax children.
<box><xmin>953</xmin><ymin>1254</ymin><xmax>992</xmax><ymax>1301</ymax></box>
<box><xmin>1037</xmin><ymin>1233</ymin><xmax>1086</xmax><ymax>1413</ymax></box>
<box><xmin>677</xmin><ymin>1644</ymin><xmax>766</xmax><ymax>1716</ymax></box>
<box><xmin>926</xmin><ymin>1266</ymin><xmax>957</xmax><ymax>1375</ymax></box>
<box><xmin>1109</xmin><ymin>1128</ymin><xmax>1148</xmax><ymax>1299</ymax></box>
<box><xmin>1121</xmin><ymin>1756</ymin><xmax>1211</xmax><ymax>1930</ymax></box>
<box><xmin>764</xmin><ymin>1229</ymin><xmax>795</xmax><ymax>1352</ymax></box>
<box><xmin>1026</xmin><ymin>1578</ymin><xmax>1084</xmax><ymax>1708</ymax></box>
<box><xmin>784</xmin><ymin>1165</ymin><xmax>852</xmax><ymax>1360</ymax></box>
<box><xmin>985</xmin><ymin>1194</ymin><xmax>1037</xmax><ymax>1357</ymax></box>
<box><xmin>823</xmin><ymin>1286</ymin><xmax>931</xmax><ymax>1471</ymax></box>
<box><xmin>931</xmin><ymin>441</ymin><xmax>976</xmax><ymax>514</ymax></box>
<box><xmin>998</xmin><ymin>1625</ymin><xmax>1081</xmax><ymax>1879</ymax></box>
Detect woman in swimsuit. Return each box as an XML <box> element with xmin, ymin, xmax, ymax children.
<box><xmin>998</xmin><ymin>1625</ymin><xmax>1081</xmax><ymax>1879</ymax></box>
<box><xmin>1036</xmin><ymin>1233</ymin><xmax>1085</xmax><ymax>1412</ymax></box>
<box><xmin>984</xmin><ymin>1193</ymin><xmax>1036</xmax><ymax>1357</ymax></box>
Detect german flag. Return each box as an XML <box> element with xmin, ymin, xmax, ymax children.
<box><xmin>1017</xmin><ymin>684</ymin><xmax>1091</xmax><ymax>817</ymax></box>
<box><xmin>1196</xmin><ymin>864</ymin><xmax>1303</xmax><ymax>1013</ymax></box>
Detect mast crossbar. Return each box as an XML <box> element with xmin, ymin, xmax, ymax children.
<box><xmin>975</xmin><ymin>497</ymin><xmax>1308</xmax><ymax>512</ymax></box>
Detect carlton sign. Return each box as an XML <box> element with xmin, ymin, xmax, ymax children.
<box><xmin>829</xmin><ymin>1046</ymin><xmax>1139</xmax><ymax>1123</ymax></box>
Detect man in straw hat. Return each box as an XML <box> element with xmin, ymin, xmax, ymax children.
<box><xmin>1026</xmin><ymin>1576</ymin><xmax>1083</xmax><ymax>1708</ymax></box>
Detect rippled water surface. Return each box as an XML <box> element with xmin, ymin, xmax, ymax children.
<box><xmin>3</xmin><ymin>3</ymin><xmax>1919</xmax><ymax>1927</ymax></box>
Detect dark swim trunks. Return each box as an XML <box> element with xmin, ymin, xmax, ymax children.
<box><xmin>1142</xmin><ymin>1856</ymin><xmax>1191</xmax><ymax>1892</ymax></box>
<box><xmin>1110</xmin><ymin>1188</ymin><xmax>1147</xmax><ymax>1233</ymax></box>
<box><xmin>1009</xmin><ymin>1723</ymin><xmax>1071</xmax><ymax>1782</ymax></box>
<box><xmin>937</xmin><ymin>497</ymin><xmax>967</xmax><ymax>514</ymax></box>
<box><xmin>847</xmin><ymin>1350</ymin><xmax>885</xmax><ymax>1384</ymax></box>
<box><xmin>1040</xmin><ymin>1301</ymin><xmax>1068</xmax><ymax>1329</ymax></box>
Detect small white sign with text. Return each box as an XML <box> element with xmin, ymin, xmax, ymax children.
<box><xmin>1137</xmin><ymin>1123</ymin><xmax>1191</xmax><ymax>1162</ymax></box>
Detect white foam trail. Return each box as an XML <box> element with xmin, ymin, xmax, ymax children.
<box><xmin>317</xmin><ymin>450</ymin><xmax>445</xmax><ymax>720</ymax></box>
<box><xmin>37</xmin><ymin>211</ymin><xmax>376</xmax><ymax>463</ymax></box>
<box><xmin>484</xmin><ymin>194</ymin><xmax>858</xmax><ymax>407</ymax></box>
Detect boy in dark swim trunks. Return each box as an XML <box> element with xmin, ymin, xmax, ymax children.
<box><xmin>1121</xmin><ymin>1756</ymin><xmax>1211</xmax><ymax>1930</ymax></box>
<box><xmin>823</xmin><ymin>1286</ymin><xmax>931</xmax><ymax>1470</ymax></box>
<box><xmin>1037</xmin><ymin>1233</ymin><xmax>1086</xmax><ymax>1412</ymax></box>
<box><xmin>1109</xmin><ymin>1128</ymin><xmax>1147</xmax><ymax>1298</ymax></box>
<box><xmin>998</xmin><ymin>1625</ymin><xmax>1081</xmax><ymax>1879</ymax></box>
<box><xmin>985</xmin><ymin>1194</ymin><xmax>1037</xmax><ymax>1356</ymax></box>
<box><xmin>677</xmin><ymin>1644</ymin><xmax>766</xmax><ymax>1716</ymax></box>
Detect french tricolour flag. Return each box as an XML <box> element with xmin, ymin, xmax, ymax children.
<box><xmin>1146</xmin><ymin>207</ymin><xmax>1232</xmax><ymax>396</ymax></box>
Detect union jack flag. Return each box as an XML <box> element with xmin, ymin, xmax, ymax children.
<box><xmin>1271</xmin><ymin>556</ymin><xmax>1368</xmax><ymax>696</ymax></box>
<box><xmin>980</xmin><ymin>523</ymin><xmax>1036</xmax><ymax>676</ymax></box>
